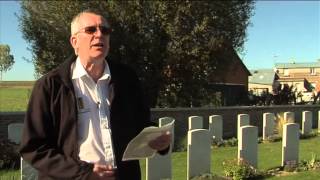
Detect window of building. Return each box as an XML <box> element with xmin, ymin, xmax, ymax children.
<box><xmin>310</xmin><ymin>67</ymin><xmax>316</xmax><ymax>75</ymax></box>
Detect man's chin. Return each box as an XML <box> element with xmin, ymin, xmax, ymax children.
<box><xmin>91</xmin><ymin>54</ymin><xmax>107</xmax><ymax>61</ymax></box>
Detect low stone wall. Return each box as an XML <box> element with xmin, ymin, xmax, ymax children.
<box><xmin>1</xmin><ymin>105</ymin><xmax>319</xmax><ymax>143</ymax></box>
<box><xmin>151</xmin><ymin>105</ymin><xmax>320</xmax><ymax>145</ymax></box>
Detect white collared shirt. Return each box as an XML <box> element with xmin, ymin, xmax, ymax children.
<box><xmin>71</xmin><ymin>57</ymin><xmax>116</xmax><ymax>167</ymax></box>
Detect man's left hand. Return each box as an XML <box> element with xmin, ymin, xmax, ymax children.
<box><xmin>148</xmin><ymin>131</ymin><xmax>172</xmax><ymax>151</ymax></box>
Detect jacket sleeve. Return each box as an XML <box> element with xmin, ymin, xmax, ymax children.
<box><xmin>19</xmin><ymin>78</ymin><xmax>93</xmax><ymax>179</ymax></box>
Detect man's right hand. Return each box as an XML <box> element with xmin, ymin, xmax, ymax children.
<box><xmin>89</xmin><ymin>164</ymin><xmax>115</xmax><ymax>180</ymax></box>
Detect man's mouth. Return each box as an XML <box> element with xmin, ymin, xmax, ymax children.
<box><xmin>92</xmin><ymin>43</ymin><xmax>104</xmax><ymax>47</ymax></box>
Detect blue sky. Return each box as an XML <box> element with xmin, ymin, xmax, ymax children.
<box><xmin>0</xmin><ymin>1</ymin><xmax>319</xmax><ymax>81</ymax></box>
<box><xmin>241</xmin><ymin>0</ymin><xmax>320</xmax><ymax>69</ymax></box>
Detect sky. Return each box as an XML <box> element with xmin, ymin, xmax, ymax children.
<box><xmin>0</xmin><ymin>1</ymin><xmax>319</xmax><ymax>81</ymax></box>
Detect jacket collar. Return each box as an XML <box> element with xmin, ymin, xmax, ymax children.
<box><xmin>57</xmin><ymin>55</ymin><xmax>116</xmax><ymax>89</ymax></box>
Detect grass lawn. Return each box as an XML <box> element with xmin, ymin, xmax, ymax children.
<box><xmin>1</xmin><ymin>135</ymin><xmax>319</xmax><ymax>180</ymax></box>
<box><xmin>140</xmin><ymin>135</ymin><xmax>320</xmax><ymax>180</ymax></box>
<box><xmin>0</xmin><ymin>87</ymin><xmax>32</xmax><ymax>112</ymax></box>
<box><xmin>267</xmin><ymin>170</ymin><xmax>320</xmax><ymax>180</ymax></box>
<box><xmin>0</xmin><ymin>169</ymin><xmax>20</xmax><ymax>180</ymax></box>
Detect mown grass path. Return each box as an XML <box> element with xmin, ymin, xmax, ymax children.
<box><xmin>0</xmin><ymin>87</ymin><xmax>32</xmax><ymax>112</ymax></box>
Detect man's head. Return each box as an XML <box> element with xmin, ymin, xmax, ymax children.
<box><xmin>70</xmin><ymin>11</ymin><xmax>111</xmax><ymax>63</ymax></box>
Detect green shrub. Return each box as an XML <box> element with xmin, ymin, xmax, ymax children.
<box><xmin>224</xmin><ymin>138</ymin><xmax>238</xmax><ymax>147</ymax></box>
<box><xmin>222</xmin><ymin>159</ymin><xmax>263</xmax><ymax>180</ymax></box>
<box><xmin>0</xmin><ymin>139</ymin><xmax>20</xmax><ymax>169</ymax></box>
<box><xmin>262</xmin><ymin>134</ymin><xmax>282</xmax><ymax>143</ymax></box>
<box><xmin>211</xmin><ymin>137</ymin><xmax>238</xmax><ymax>148</ymax></box>
<box><xmin>299</xmin><ymin>153</ymin><xmax>320</xmax><ymax>171</ymax></box>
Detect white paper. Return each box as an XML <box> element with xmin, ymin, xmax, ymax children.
<box><xmin>122</xmin><ymin>120</ymin><xmax>174</xmax><ymax>161</ymax></box>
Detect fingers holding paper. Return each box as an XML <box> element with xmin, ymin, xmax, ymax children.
<box><xmin>148</xmin><ymin>131</ymin><xmax>172</xmax><ymax>151</ymax></box>
<box><xmin>90</xmin><ymin>164</ymin><xmax>116</xmax><ymax>180</ymax></box>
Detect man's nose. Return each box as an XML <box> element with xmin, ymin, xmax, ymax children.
<box><xmin>94</xmin><ymin>28</ymin><xmax>103</xmax><ymax>37</ymax></box>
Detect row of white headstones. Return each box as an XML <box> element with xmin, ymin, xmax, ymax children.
<box><xmin>145</xmin><ymin>111</ymin><xmax>319</xmax><ymax>180</ymax></box>
<box><xmin>6</xmin><ymin>110</ymin><xmax>319</xmax><ymax>180</ymax></box>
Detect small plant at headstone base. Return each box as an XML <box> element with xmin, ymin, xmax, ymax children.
<box><xmin>264</xmin><ymin>166</ymin><xmax>283</xmax><ymax>177</ymax></box>
<box><xmin>0</xmin><ymin>139</ymin><xmax>20</xmax><ymax>169</ymax></box>
<box><xmin>222</xmin><ymin>159</ymin><xmax>263</xmax><ymax>180</ymax></box>
<box><xmin>224</xmin><ymin>138</ymin><xmax>238</xmax><ymax>147</ymax></box>
<box><xmin>299</xmin><ymin>153</ymin><xmax>320</xmax><ymax>171</ymax></box>
<box><xmin>190</xmin><ymin>173</ymin><xmax>229</xmax><ymax>180</ymax></box>
<box><xmin>211</xmin><ymin>137</ymin><xmax>225</xmax><ymax>148</ymax></box>
<box><xmin>211</xmin><ymin>135</ymin><xmax>224</xmax><ymax>147</ymax></box>
<box><xmin>211</xmin><ymin>138</ymin><xmax>238</xmax><ymax>148</ymax></box>
<box><xmin>262</xmin><ymin>134</ymin><xmax>282</xmax><ymax>143</ymax></box>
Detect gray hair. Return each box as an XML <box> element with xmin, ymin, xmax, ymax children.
<box><xmin>70</xmin><ymin>10</ymin><xmax>108</xmax><ymax>35</ymax></box>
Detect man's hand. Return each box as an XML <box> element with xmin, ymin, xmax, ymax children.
<box><xmin>148</xmin><ymin>131</ymin><xmax>172</xmax><ymax>151</ymax></box>
<box><xmin>89</xmin><ymin>164</ymin><xmax>115</xmax><ymax>180</ymax></box>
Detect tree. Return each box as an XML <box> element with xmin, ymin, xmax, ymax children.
<box><xmin>0</xmin><ymin>44</ymin><xmax>15</xmax><ymax>81</ymax></box>
<box><xmin>154</xmin><ymin>1</ymin><xmax>254</xmax><ymax>107</ymax></box>
<box><xmin>18</xmin><ymin>0</ymin><xmax>255</xmax><ymax>107</ymax></box>
<box><xmin>18</xmin><ymin>1</ymin><xmax>105</xmax><ymax>76</ymax></box>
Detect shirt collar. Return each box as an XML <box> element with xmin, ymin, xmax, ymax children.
<box><xmin>100</xmin><ymin>61</ymin><xmax>111</xmax><ymax>81</ymax></box>
<box><xmin>72</xmin><ymin>57</ymin><xmax>87</xmax><ymax>79</ymax></box>
<box><xmin>71</xmin><ymin>57</ymin><xmax>111</xmax><ymax>81</ymax></box>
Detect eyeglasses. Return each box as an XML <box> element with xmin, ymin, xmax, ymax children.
<box><xmin>76</xmin><ymin>26</ymin><xmax>112</xmax><ymax>36</ymax></box>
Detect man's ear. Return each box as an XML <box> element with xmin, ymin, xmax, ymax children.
<box><xmin>70</xmin><ymin>35</ymin><xmax>78</xmax><ymax>49</ymax></box>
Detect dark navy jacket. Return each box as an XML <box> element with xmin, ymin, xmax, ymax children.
<box><xmin>20</xmin><ymin>55</ymin><xmax>153</xmax><ymax>180</ymax></box>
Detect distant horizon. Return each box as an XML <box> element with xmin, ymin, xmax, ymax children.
<box><xmin>0</xmin><ymin>1</ymin><xmax>319</xmax><ymax>81</ymax></box>
<box><xmin>0</xmin><ymin>80</ymin><xmax>35</xmax><ymax>82</ymax></box>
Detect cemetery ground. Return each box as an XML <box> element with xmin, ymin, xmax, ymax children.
<box><xmin>1</xmin><ymin>82</ymin><xmax>320</xmax><ymax>179</ymax></box>
<box><xmin>142</xmin><ymin>135</ymin><xmax>320</xmax><ymax>180</ymax></box>
<box><xmin>1</xmin><ymin>135</ymin><xmax>319</xmax><ymax>179</ymax></box>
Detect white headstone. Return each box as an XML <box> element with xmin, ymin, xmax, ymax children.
<box><xmin>282</xmin><ymin>123</ymin><xmax>299</xmax><ymax>167</ymax></box>
<box><xmin>263</xmin><ymin>113</ymin><xmax>275</xmax><ymax>140</ymax></box>
<box><xmin>187</xmin><ymin>129</ymin><xmax>211</xmax><ymax>179</ymax></box>
<box><xmin>238</xmin><ymin>125</ymin><xmax>258</xmax><ymax>168</ymax></box>
<box><xmin>284</xmin><ymin>112</ymin><xmax>295</xmax><ymax>123</ymax></box>
<box><xmin>209</xmin><ymin>115</ymin><xmax>223</xmax><ymax>142</ymax></box>
<box><xmin>21</xmin><ymin>158</ymin><xmax>38</xmax><ymax>180</ymax></box>
<box><xmin>146</xmin><ymin>117</ymin><xmax>175</xmax><ymax>180</ymax></box>
<box><xmin>188</xmin><ymin>116</ymin><xmax>203</xmax><ymax>130</ymax></box>
<box><xmin>318</xmin><ymin>111</ymin><xmax>320</xmax><ymax>133</ymax></box>
<box><xmin>302</xmin><ymin>111</ymin><xmax>312</xmax><ymax>135</ymax></box>
<box><xmin>8</xmin><ymin>123</ymin><xmax>24</xmax><ymax>144</ymax></box>
<box><xmin>237</xmin><ymin>114</ymin><xmax>250</xmax><ymax>139</ymax></box>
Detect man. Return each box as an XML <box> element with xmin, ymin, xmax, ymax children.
<box><xmin>20</xmin><ymin>10</ymin><xmax>171</xmax><ymax>180</ymax></box>
<box><xmin>312</xmin><ymin>80</ymin><xmax>320</xmax><ymax>104</ymax></box>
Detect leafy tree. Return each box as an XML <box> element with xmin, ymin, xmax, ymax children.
<box><xmin>0</xmin><ymin>44</ymin><xmax>15</xmax><ymax>81</ymax></box>
<box><xmin>104</xmin><ymin>1</ymin><xmax>169</xmax><ymax>107</ymax></box>
<box><xmin>18</xmin><ymin>0</ymin><xmax>254</xmax><ymax>107</ymax></box>
<box><xmin>18</xmin><ymin>1</ymin><xmax>109</xmax><ymax>76</ymax></box>
<box><xmin>155</xmin><ymin>1</ymin><xmax>254</xmax><ymax>107</ymax></box>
